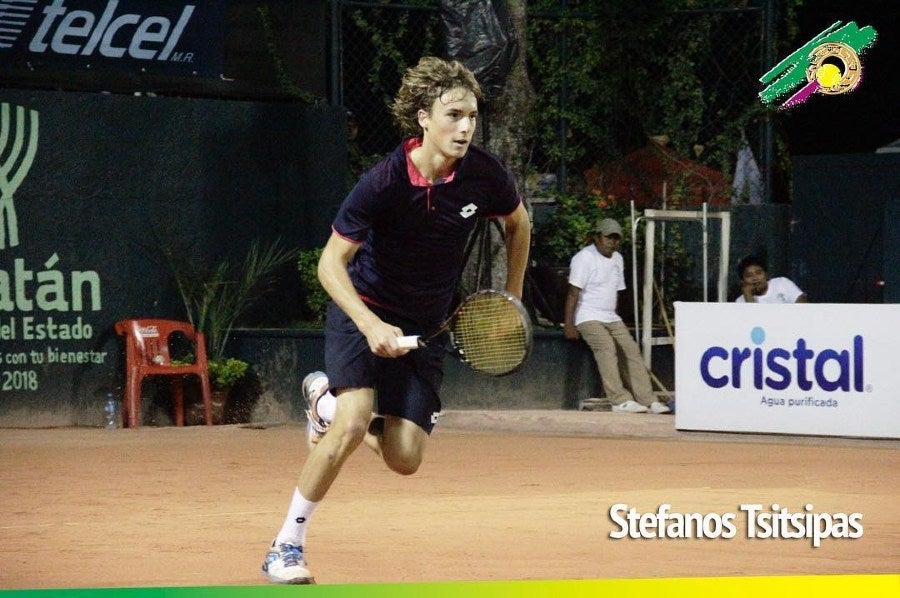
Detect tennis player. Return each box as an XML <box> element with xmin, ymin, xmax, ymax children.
<box><xmin>262</xmin><ymin>56</ymin><xmax>531</xmax><ymax>584</ymax></box>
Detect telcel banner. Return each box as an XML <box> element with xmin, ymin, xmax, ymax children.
<box><xmin>675</xmin><ymin>302</ymin><xmax>900</xmax><ymax>439</ymax></box>
<box><xmin>0</xmin><ymin>0</ymin><xmax>224</xmax><ymax>76</ymax></box>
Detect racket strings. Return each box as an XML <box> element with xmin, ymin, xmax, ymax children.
<box><xmin>452</xmin><ymin>294</ymin><xmax>529</xmax><ymax>375</ymax></box>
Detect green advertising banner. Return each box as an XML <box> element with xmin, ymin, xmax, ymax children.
<box><xmin>0</xmin><ymin>89</ymin><xmax>345</xmax><ymax>426</ymax></box>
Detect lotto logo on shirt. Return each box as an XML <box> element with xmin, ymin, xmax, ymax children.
<box><xmin>459</xmin><ymin>203</ymin><xmax>477</xmax><ymax>218</ymax></box>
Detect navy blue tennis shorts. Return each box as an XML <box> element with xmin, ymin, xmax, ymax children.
<box><xmin>323</xmin><ymin>301</ymin><xmax>444</xmax><ymax>433</ymax></box>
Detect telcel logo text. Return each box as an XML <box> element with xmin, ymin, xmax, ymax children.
<box><xmin>699</xmin><ymin>327</ymin><xmax>864</xmax><ymax>392</ymax></box>
<box><xmin>27</xmin><ymin>0</ymin><xmax>195</xmax><ymax>61</ymax></box>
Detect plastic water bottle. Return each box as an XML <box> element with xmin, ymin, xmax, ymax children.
<box><xmin>104</xmin><ymin>393</ymin><xmax>119</xmax><ymax>429</ymax></box>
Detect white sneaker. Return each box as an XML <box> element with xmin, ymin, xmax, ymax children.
<box><xmin>649</xmin><ymin>400</ymin><xmax>672</xmax><ymax>414</ymax></box>
<box><xmin>612</xmin><ymin>400</ymin><xmax>649</xmax><ymax>413</ymax></box>
<box><xmin>262</xmin><ymin>541</ymin><xmax>315</xmax><ymax>584</ymax></box>
<box><xmin>303</xmin><ymin>371</ymin><xmax>330</xmax><ymax>450</ymax></box>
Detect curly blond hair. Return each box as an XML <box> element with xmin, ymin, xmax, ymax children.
<box><xmin>391</xmin><ymin>56</ymin><xmax>483</xmax><ymax>137</ymax></box>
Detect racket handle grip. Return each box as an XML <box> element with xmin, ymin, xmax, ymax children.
<box><xmin>395</xmin><ymin>335</ymin><xmax>421</xmax><ymax>350</ymax></box>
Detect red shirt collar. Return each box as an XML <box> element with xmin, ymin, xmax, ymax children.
<box><xmin>404</xmin><ymin>137</ymin><xmax>457</xmax><ymax>187</ymax></box>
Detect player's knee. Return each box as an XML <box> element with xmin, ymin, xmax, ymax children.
<box><xmin>382</xmin><ymin>447</ymin><xmax>422</xmax><ymax>476</ymax></box>
<box><xmin>341</xmin><ymin>418</ymin><xmax>370</xmax><ymax>444</ymax></box>
<box><xmin>328</xmin><ymin>416</ymin><xmax>369</xmax><ymax>453</ymax></box>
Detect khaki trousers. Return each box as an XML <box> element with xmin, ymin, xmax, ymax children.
<box><xmin>576</xmin><ymin>319</ymin><xmax>655</xmax><ymax>406</ymax></box>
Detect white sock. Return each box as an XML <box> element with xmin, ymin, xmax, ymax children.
<box><xmin>316</xmin><ymin>391</ymin><xmax>337</xmax><ymax>422</ymax></box>
<box><xmin>275</xmin><ymin>488</ymin><xmax>318</xmax><ymax>547</ymax></box>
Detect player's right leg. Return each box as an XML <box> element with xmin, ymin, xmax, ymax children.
<box><xmin>263</xmin><ymin>388</ymin><xmax>374</xmax><ymax>584</ymax></box>
<box><xmin>299</xmin><ymin>387</ymin><xmax>374</xmax><ymax>499</ymax></box>
<box><xmin>264</xmin><ymin>300</ymin><xmax>388</xmax><ymax>584</ymax></box>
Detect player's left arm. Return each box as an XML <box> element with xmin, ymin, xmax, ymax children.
<box><xmin>501</xmin><ymin>202</ymin><xmax>531</xmax><ymax>299</ymax></box>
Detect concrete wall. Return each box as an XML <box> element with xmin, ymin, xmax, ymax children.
<box><xmin>227</xmin><ymin>327</ymin><xmax>677</xmax><ymax>418</ymax></box>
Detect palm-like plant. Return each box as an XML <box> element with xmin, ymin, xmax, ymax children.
<box><xmin>164</xmin><ymin>239</ymin><xmax>299</xmax><ymax>364</ymax></box>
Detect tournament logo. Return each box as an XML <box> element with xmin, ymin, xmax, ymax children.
<box><xmin>759</xmin><ymin>21</ymin><xmax>877</xmax><ymax>109</ymax></box>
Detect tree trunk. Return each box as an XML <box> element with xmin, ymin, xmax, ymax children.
<box><xmin>485</xmin><ymin>0</ymin><xmax>534</xmax><ymax>194</ymax></box>
<box><xmin>476</xmin><ymin>0</ymin><xmax>534</xmax><ymax>292</ymax></box>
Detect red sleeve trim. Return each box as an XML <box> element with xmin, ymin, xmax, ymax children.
<box><xmin>332</xmin><ymin>225</ymin><xmax>363</xmax><ymax>244</ymax></box>
<box><xmin>359</xmin><ymin>294</ymin><xmax>388</xmax><ymax>310</ymax></box>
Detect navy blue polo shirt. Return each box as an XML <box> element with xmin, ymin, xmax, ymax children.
<box><xmin>332</xmin><ymin>137</ymin><xmax>521</xmax><ymax>327</ymax></box>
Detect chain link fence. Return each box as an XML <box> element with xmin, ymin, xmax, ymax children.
<box><xmin>336</xmin><ymin>1</ymin><xmax>767</xmax><ymax>194</ymax></box>
<box><xmin>338</xmin><ymin>2</ymin><xmax>442</xmax><ymax>180</ymax></box>
<box><xmin>334</xmin><ymin>1</ymin><xmax>771</xmax><ymax>322</ymax></box>
<box><xmin>526</xmin><ymin>5</ymin><xmax>766</xmax><ymax>196</ymax></box>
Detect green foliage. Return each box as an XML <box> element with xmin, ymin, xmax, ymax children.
<box><xmin>533</xmin><ymin>193</ymin><xmax>694</xmax><ymax>322</ymax></box>
<box><xmin>256</xmin><ymin>5</ymin><xmax>316</xmax><ymax>102</ymax></box>
<box><xmin>163</xmin><ymin>238</ymin><xmax>300</xmax><ymax>361</ymax></box>
<box><xmin>170</xmin><ymin>354</ymin><xmax>193</xmax><ymax>366</ymax></box>
<box><xmin>341</xmin><ymin>0</ymin><xmax>805</xmax><ymax>199</ymax></box>
<box><xmin>297</xmin><ymin>247</ymin><xmax>329</xmax><ymax>323</ymax></box>
<box><xmin>207</xmin><ymin>357</ymin><xmax>250</xmax><ymax>390</ymax></box>
<box><xmin>524</xmin><ymin>0</ymin><xmax>806</xmax><ymax>194</ymax></box>
<box><xmin>534</xmin><ymin>193</ymin><xmax>633</xmax><ymax>266</ymax></box>
<box><xmin>526</xmin><ymin>1</ymin><xmax>680</xmax><ymax>171</ymax></box>
<box><xmin>349</xmin><ymin>3</ymin><xmax>440</xmax><ymax>118</ymax></box>
<box><xmin>348</xmin><ymin>150</ymin><xmax>385</xmax><ymax>189</ymax></box>
<box><xmin>171</xmin><ymin>354</ymin><xmax>250</xmax><ymax>390</ymax></box>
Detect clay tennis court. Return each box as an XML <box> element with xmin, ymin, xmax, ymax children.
<box><xmin>1</xmin><ymin>411</ymin><xmax>897</xmax><ymax>589</ymax></box>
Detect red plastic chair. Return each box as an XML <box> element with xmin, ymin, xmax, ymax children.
<box><xmin>114</xmin><ymin>319</ymin><xmax>213</xmax><ymax>428</ymax></box>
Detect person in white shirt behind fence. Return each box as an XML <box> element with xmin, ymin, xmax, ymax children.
<box><xmin>563</xmin><ymin>218</ymin><xmax>670</xmax><ymax>415</ymax></box>
<box><xmin>735</xmin><ymin>254</ymin><xmax>808</xmax><ymax>304</ymax></box>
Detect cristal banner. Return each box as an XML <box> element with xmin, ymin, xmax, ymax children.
<box><xmin>675</xmin><ymin>301</ymin><xmax>900</xmax><ymax>438</ymax></box>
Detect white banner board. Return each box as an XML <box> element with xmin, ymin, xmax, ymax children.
<box><xmin>674</xmin><ymin>302</ymin><xmax>900</xmax><ymax>439</ymax></box>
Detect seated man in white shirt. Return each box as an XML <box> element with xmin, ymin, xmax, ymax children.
<box><xmin>735</xmin><ymin>254</ymin><xmax>808</xmax><ymax>304</ymax></box>
<box><xmin>563</xmin><ymin>218</ymin><xmax>670</xmax><ymax>414</ymax></box>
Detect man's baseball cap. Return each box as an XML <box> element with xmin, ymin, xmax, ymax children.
<box><xmin>593</xmin><ymin>218</ymin><xmax>623</xmax><ymax>237</ymax></box>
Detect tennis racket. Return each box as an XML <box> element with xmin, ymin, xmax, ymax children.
<box><xmin>396</xmin><ymin>289</ymin><xmax>533</xmax><ymax>376</ymax></box>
